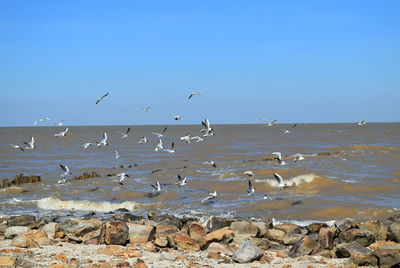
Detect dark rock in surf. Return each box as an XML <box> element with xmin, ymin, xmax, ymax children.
<box><xmin>7</xmin><ymin>215</ymin><xmax>36</xmax><ymax>228</ymax></box>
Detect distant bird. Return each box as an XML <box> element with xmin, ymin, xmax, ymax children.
<box><xmin>273</xmin><ymin>173</ymin><xmax>287</xmax><ymax>188</ymax></box>
<box><xmin>180</xmin><ymin>133</ymin><xmax>191</xmax><ymax>143</ymax></box>
<box><xmin>58</xmin><ymin>164</ymin><xmax>72</xmax><ymax>184</ymax></box>
<box><xmin>280</xmin><ymin>124</ymin><xmax>297</xmax><ymax>134</ymax></box>
<box><xmin>243</xmin><ymin>171</ymin><xmax>255</xmax><ymax>177</ymax></box>
<box><xmin>263</xmin><ymin>194</ymin><xmax>271</xmax><ymax>200</ymax></box>
<box><xmin>261</xmin><ymin>119</ymin><xmax>277</xmax><ymax>126</ymax></box>
<box><xmin>82</xmin><ymin>142</ymin><xmax>95</xmax><ymax>149</ymax></box>
<box><xmin>117</xmin><ymin>127</ymin><xmax>130</xmax><ymax>139</ymax></box>
<box><xmin>188</xmin><ymin>92</ymin><xmax>201</xmax><ymax>99</ymax></box>
<box><xmin>140</xmin><ymin>106</ymin><xmax>151</xmax><ymax>112</ymax></box>
<box><xmin>54</xmin><ymin>128</ymin><xmax>68</xmax><ymax>137</ymax></box>
<box><xmin>173</xmin><ymin>115</ymin><xmax>183</xmax><ymax>121</ymax></box>
<box><xmin>151</xmin><ymin>181</ymin><xmax>162</xmax><ymax>192</ymax></box>
<box><xmin>95</xmin><ymin>92</ymin><xmax>109</xmax><ymax>104</ymax></box>
<box><xmin>112</xmin><ymin>173</ymin><xmax>129</xmax><ymax>185</ymax></box>
<box><xmin>294</xmin><ymin>154</ymin><xmax>304</xmax><ymax>162</ymax></box>
<box><xmin>190</xmin><ymin>136</ymin><xmax>204</xmax><ymax>142</ymax></box>
<box><xmin>247</xmin><ymin>179</ymin><xmax>255</xmax><ymax>197</ymax></box>
<box><xmin>201</xmin><ymin>191</ymin><xmax>217</xmax><ymax>204</ymax></box>
<box><xmin>138</xmin><ymin>137</ymin><xmax>148</xmax><ymax>144</ymax></box>
<box><xmin>114</xmin><ymin>150</ymin><xmax>120</xmax><ymax>159</ymax></box>
<box><xmin>97</xmin><ymin>133</ymin><xmax>108</xmax><ymax>147</ymax></box>
<box><xmin>10</xmin><ymin>144</ymin><xmax>24</xmax><ymax>151</ymax></box>
<box><xmin>175</xmin><ymin>174</ymin><xmax>187</xmax><ymax>187</ymax></box>
<box><xmin>203</xmin><ymin>160</ymin><xmax>217</xmax><ymax>167</ymax></box>
<box><xmin>53</xmin><ymin>120</ymin><xmax>65</xmax><ymax>126</ymax></box>
<box><xmin>201</xmin><ymin>118</ymin><xmax>215</xmax><ymax>137</ymax></box>
<box><xmin>34</xmin><ymin>117</ymin><xmax>51</xmax><ymax>126</ymax></box>
<box><xmin>272</xmin><ymin>152</ymin><xmax>286</xmax><ymax>166</ymax></box>
<box><xmin>357</xmin><ymin>120</ymin><xmax>366</xmax><ymax>126</ymax></box>
<box><xmin>151</xmin><ymin>126</ymin><xmax>167</xmax><ymax>138</ymax></box>
<box><xmin>23</xmin><ymin>137</ymin><xmax>36</xmax><ymax>150</ymax></box>
<box><xmin>154</xmin><ymin>139</ymin><xmax>164</xmax><ymax>151</ymax></box>
<box><xmin>163</xmin><ymin>142</ymin><xmax>175</xmax><ymax>154</ymax></box>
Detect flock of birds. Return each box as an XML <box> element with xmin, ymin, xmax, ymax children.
<box><xmin>9</xmin><ymin>91</ymin><xmax>369</xmax><ymax>205</ymax></box>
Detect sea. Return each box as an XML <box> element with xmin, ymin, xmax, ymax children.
<box><xmin>1</xmin><ymin>123</ymin><xmax>399</xmax><ymax>224</ymax></box>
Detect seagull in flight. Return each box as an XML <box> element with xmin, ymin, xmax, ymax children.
<box><xmin>180</xmin><ymin>133</ymin><xmax>191</xmax><ymax>143</ymax></box>
<box><xmin>138</xmin><ymin>137</ymin><xmax>148</xmax><ymax>144</ymax></box>
<box><xmin>151</xmin><ymin>181</ymin><xmax>162</xmax><ymax>192</ymax></box>
<box><xmin>10</xmin><ymin>144</ymin><xmax>24</xmax><ymax>151</ymax></box>
<box><xmin>247</xmin><ymin>179</ymin><xmax>255</xmax><ymax>197</ymax></box>
<box><xmin>154</xmin><ymin>139</ymin><xmax>164</xmax><ymax>151</ymax></box>
<box><xmin>272</xmin><ymin>152</ymin><xmax>286</xmax><ymax>166</ymax></box>
<box><xmin>151</xmin><ymin>126</ymin><xmax>168</xmax><ymax>138</ymax></box>
<box><xmin>201</xmin><ymin>191</ymin><xmax>217</xmax><ymax>204</ymax></box>
<box><xmin>357</xmin><ymin>120</ymin><xmax>366</xmax><ymax>126</ymax></box>
<box><xmin>96</xmin><ymin>133</ymin><xmax>108</xmax><ymax>147</ymax></box>
<box><xmin>117</xmin><ymin>127</ymin><xmax>130</xmax><ymax>139</ymax></box>
<box><xmin>261</xmin><ymin>119</ymin><xmax>277</xmax><ymax>126</ymax></box>
<box><xmin>54</xmin><ymin>128</ymin><xmax>68</xmax><ymax>137</ymax></box>
<box><xmin>112</xmin><ymin>173</ymin><xmax>129</xmax><ymax>185</ymax></box>
<box><xmin>201</xmin><ymin>118</ymin><xmax>215</xmax><ymax>137</ymax></box>
<box><xmin>243</xmin><ymin>171</ymin><xmax>255</xmax><ymax>177</ymax></box>
<box><xmin>175</xmin><ymin>174</ymin><xmax>187</xmax><ymax>187</ymax></box>
<box><xmin>293</xmin><ymin>153</ymin><xmax>304</xmax><ymax>162</ymax></box>
<box><xmin>173</xmin><ymin>115</ymin><xmax>183</xmax><ymax>121</ymax></box>
<box><xmin>188</xmin><ymin>92</ymin><xmax>201</xmax><ymax>99</ymax></box>
<box><xmin>58</xmin><ymin>164</ymin><xmax>72</xmax><ymax>184</ymax></box>
<box><xmin>114</xmin><ymin>150</ymin><xmax>120</xmax><ymax>159</ymax></box>
<box><xmin>280</xmin><ymin>124</ymin><xmax>297</xmax><ymax>134</ymax></box>
<box><xmin>273</xmin><ymin>173</ymin><xmax>288</xmax><ymax>188</ymax></box>
<box><xmin>34</xmin><ymin>117</ymin><xmax>51</xmax><ymax>126</ymax></box>
<box><xmin>203</xmin><ymin>160</ymin><xmax>217</xmax><ymax>167</ymax></box>
<box><xmin>163</xmin><ymin>142</ymin><xmax>175</xmax><ymax>154</ymax></box>
<box><xmin>190</xmin><ymin>136</ymin><xmax>204</xmax><ymax>142</ymax></box>
<box><xmin>95</xmin><ymin>92</ymin><xmax>109</xmax><ymax>104</ymax></box>
<box><xmin>53</xmin><ymin>120</ymin><xmax>65</xmax><ymax>126</ymax></box>
<box><xmin>140</xmin><ymin>106</ymin><xmax>151</xmax><ymax>112</ymax></box>
<box><xmin>23</xmin><ymin>137</ymin><xmax>36</xmax><ymax>150</ymax></box>
<box><xmin>82</xmin><ymin>142</ymin><xmax>96</xmax><ymax>149</ymax></box>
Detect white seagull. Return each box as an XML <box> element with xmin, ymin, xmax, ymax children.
<box><xmin>201</xmin><ymin>118</ymin><xmax>214</xmax><ymax>136</ymax></box>
<box><xmin>112</xmin><ymin>173</ymin><xmax>129</xmax><ymax>185</ymax></box>
<box><xmin>58</xmin><ymin>164</ymin><xmax>72</xmax><ymax>184</ymax></box>
<box><xmin>95</xmin><ymin>92</ymin><xmax>109</xmax><ymax>104</ymax></box>
<box><xmin>117</xmin><ymin>127</ymin><xmax>130</xmax><ymax>139</ymax></box>
<box><xmin>140</xmin><ymin>106</ymin><xmax>151</xmax><ymax>112</ymax></box>
<box><xmin>114</xmin><ymin>150</ymin><xmax>120</xmax><ymax>159</ymax></box>
<box><xmin>357</xmin><ymin>120</ymin><xmax>366</xmax><ymax>126</ymax></box>
<box><xmin>273</xmin><ymin>172</ymin><xmax>287</xmax><ymax>188</ymax></box>
<box><xmin>261</xmin><ymin>119</ymin><xmax>277</xmax><ymax>126</ymax></box>
<box><xmin>203</xmin><ymin>160</ymin><xmax>217</xmax><ymax>167</ymax></box>
<box><xmin>53</xmin><ymin>120</ymin><xmax>65</xmax><ymax>126</ymax></box>
<box><xmin>173</xmin><ymin>115</ymin><xmax>183</xmax><ymax>121</ymax></box>
<box><xmin>151</xmin><ymin>126</ymin><xmax>167</xmax><ymax>138</ymax></box>
<box><xmin>163</xmin><ymin>142</ymin><xmax>175</xmax><ymax>154</ymax></box>
<box><xmin>175</xmin><ymin>174</ymin><xmax>187</xmax><ymax>187</ymax></box>
<box><xmin>138</xmin><ymin>137</ymin><xmax>148</xmax><ymax>144</ymax></box>
<box><xmin>34</xmin><ymin>117</ymin><xmax>51</xmax><ymax>126</ymax></box>
<box><xmin>201</xmin><ymin>191</ymin><xmax>217</xmax><ymax>204</ymax></box>
<box><xmin>190</xmin><ymin>136</ymin><xmax>204</xmax><ymax>142</ymax></box>
<box><xmin>96</xmin><ymin>133</ymin><xmax>108</xmax><ymax>147</ymax></box>
<box><xmin>280</xmin><ymin>123</ymin><xmax>297</xmax><ymax>134</ymax></box>
<box><xmin>154</xmin><ymin>139</ymin><xmax>164</xmax><ymax>151</ymax></box>
<box><xmin>248</xmin><ymin>179</ymin><xmax>255</xmax><ymax>197</ymax></box>
<box><xmin>272</xmin><ymin>152</ymin><xmax>286</xmax><ymax>166</ymax></box>
<box><xmin>180</xmin><ymin>133</ymin><xmax>191</xmax><ymax>143</ymax></box>
<box><xmin>54</xmin><ymin>128</ymin><xmax>68</xmax><ymax>137</ymax></box>
<box><xmin>243</xmin><ymin>170</ymin><xmax>255</xmax><ymax>177</ymax></box>
<box><xmin>23</xmin><ymin>137</ymin><xmax>36</xmax><ymax>150</ymax></box>
<box><xmin>294</xmin><ymin>154</ymin><xmax>305</xmax><ymax>162</ymax></box>
<box><xmin>82</xmin><ymin>142</ymin><xmax>95</xmax><ymax>149</ymax></box>
<box><xmin>151</xmin><ymin>181</ymin><xmax>162</xmax><ymax>192</ymax></box>
<box><xmin>10</xmin><ymin>144</ymin><xmax>24</xmax><ymax>151</ymax></box>
<box><xmin>188</xmin><ymin>91</ymin><xmax>201</xmax><ymax>99</ymax></box>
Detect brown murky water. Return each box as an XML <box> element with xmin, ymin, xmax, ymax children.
<box><xmin>1</xmin><ymin>123</ymin><xmax>399</xmax><ymax>223</ymax></box>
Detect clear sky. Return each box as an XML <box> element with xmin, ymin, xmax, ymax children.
<box><xmin>1</xmin><ymin>0</ymin><xmax>399</xmax><ymax>126</ymax></box>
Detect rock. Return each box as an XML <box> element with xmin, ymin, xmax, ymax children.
<box><xmin>283</xmin><ymin>233</ymin><xmax>304</xmax><ymax>245</ymax></box>
<box><xmin>336</xmin><ymin>218</ymin><xmax>358</xmax><ymax>232</ymax></box>
<box><xmin>188</xmin><ymin>222</ymin><xmax>208</xmax><ymax>241</ymax></box>
<box><xmin>335</xmin><ymin>243</ymin><xmax>377</xmax><ymax>266</ymax></box>
<box><xmin>53</xmin><ymin>252</ymin><xmax>68</xmax><ymax>262</ymax></box>
<box><xmin>96</xmin><ymin>245</ymin><xmax>122</xmax><ymax>255</ymax></box>
<box><xmin>155</xmin><ymin>236</ymin><xmax>169</xmax><ymax>247</ymax></box>
<box><xmin>25</xmin><ymin>229</ymin><xmax>49</xmax><ymax>244</ymax></box>
<box><xmin>203</xmin><ymin>227</ymin><xmax>235</xmax><ymax>249</ymax></box>
<box><xmin>11</xmin><ymin>235</ymin><xmax>39</xmax><ymax>248</ymax></box>
<box><xmin>134</xmin><ymin>258</ymin><xmax>148</xmax><ymax>268</ymax></box>
<box><xmin>58</xmin><ymin>219</ymin><xmax>96</xmax><ymax>235</ymax></box>
<box><xmin>0</xmin><ymin>223</ymin><xmax>6</xmax><ymax>236</ymax></box>
<box><xmin>288</xmin><ymin>236</ymin><xmax>318</xmax><ymax>257</ymax></box>
<box><xmin>42</xmin><ymin>222</ymin><xmax>59</xmax><ymax>238</ymax></box>
<box><xmin>360</xmin><ymin>220</ymin><xmax>388</xmax><ymax>241</ymax></box>
<box><xmin>252</xmin><ymin>221</ymin><xmax>270</xmax><ymax>238</ymax></box>
<box><xmin>307</xmin><ymin>223</ymin><xmax>328</xmax><ymax>233</ymax></box>
<box><xmin>7</xmin><ymin>215</ymin><xmax>36</xmax><ymax>228</ymax></box>
<box><xmin>389</xmin><ymin>222</ymin><xmax>400</xmax><ymax>242</ymax></box>
<box><xmin>231</xmin><ymin>240</ymin><xmax>263</xmax><ymax>263</ymax></box>
<box><xmin>265</xmin><ymin>229</ymin><xmax>285</xmax><ymax>243</ymax></box>
<box><xmin>204</xmin><ymin>216</ymin><xmax>234</xmax><ymax>232</ymax></box>
<box><xmin>249</xmin><ymin>237</ymin><xmax>271</xmax><ymax>250</ymax></box>
<box><xmin>206</xmin><ymin>242</ymin><xmax>234</xmax><ymax>256</ymax></box>
<box><xmin>126</xmin><ymin>223</ymin><xmax>155</xmax><ymax>243</ymax></box>
<box><xmin>230</xmin><ymin>221</ymin><xmax>258</xmax><ymax>238</ymax></box>
<box><xmin>5</xmin><ymin>226</ymin><xmax>30</xmax><ymax>239</ymax></box>
<box><xmin>274</xmin><ymin>223</ymin><xmax>302</xmax><ymax>234</ymax></box>
<box><xmin>319</xmin><ymin>227</ymin><xmax>334</xmax><ymax>250</ymax></box>
<box><xmin>337</xmin><ymin>228</ymin><xmax>375</xmax><ymax>247</ymax></box>
<box><xmin>83</xmin><ymin>229</ymin><xmax>101</xmax><ymax>245</ymax></box>
<box><xmin>99</xmin><ymin>221</ymin><xmax>129</xmax><ymax>246</ymax></box>
<box><xmin>74</xmin><ymin>224</ymin><xmax>96</xmax><ymax>237</ymax></box>
<box><xmin>207</xmin><ymin>252</ymin><xmax>222</xmax><ymax>259</ymax></box>
<box><xmin>269</xmin><ymin>241</ymin><xmax>287</xmax><ymax>250</ymax></box>
<box><xmin>156</xmin><ymin>223</ymin><xmax>178</xmax><ymax>234</ymax></box>
<box><xmin>171</xmin><ymin>233</ymin><xmax>200</xmax><ymax>251</ymax></box>
<box><xmin>151</xmin><ymin>214</ymin><xmax>181</xmax><ymax>229</ymax></box>
<box><xmin>369</xmin><ymin>241</ymin><xmax>400</xmax><ymax>267</ymax></box>
<box><xmin>0</xmin><ymin>256</ymin><xmax>15</xmax><ymax>267</ymax></box>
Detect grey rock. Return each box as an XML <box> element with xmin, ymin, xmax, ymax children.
<box><xmin>7</xmin><ymin>215</ymin><xmax>36</xmax><ymax>228</ymax></box>
<box><xmin>337</xmin><ymin>228</ymin><xmax>375</xmax><ymax>247</ymax></box>
<box><xmin>288</xmin><ymin>236</ymin><xmax>319</xmax><ymax>257</ymax></box>
<box><xmin>283</xmin><ymin>233</ymin><xmax>304</xmax><ymax>245</ymax></box>
<box><xmin>204</xmin><ymin>216</ymin><xmax>234</xmax><ymax>232</ymax></box>
<box><xmin>230</xmin><ymin>221</ymin><xmax>258</xmax><ymax>238</ymax></box>
<box><xmin>232</xmin><ymin>240</ymin><xmax>263</xmax><ymax>263</ymax></box>
<box><xmin>336</xmin><ymin>242</ymin><xmax>377</xmax><ymax>266</ymax></box>
<box><xmin>42</xmin><ymin>222</ymin><xmax>59</xmax><ymax>238</ymax></box>
<box><xmin>252</xmin><ymin>221</ymin><xmax>270</xmax><ymax>238</ymax></box>
<box><xmin>5</xmin><ymin>226</ymin><xmax>30</xmax><ymax>239</ymax></box>
<box><xmin>389</xmin><ymin>222</ymin><xmax>400</xmax><ymax>242</ymax></box>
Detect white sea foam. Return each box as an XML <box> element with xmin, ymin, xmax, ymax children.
<box><xmin>37</xmin><ymin>197</ymin><xmax>143</xmax><ymax>212</ymax></box>
<box><xmin>258</xmin><ymin>173</ymin><xmax>317</xmax><ymax>188</ymax></box>
<box><xmin>272</xmin><ymin>218</ymin><xmax>335</xmax><ymax>227</ymax></box>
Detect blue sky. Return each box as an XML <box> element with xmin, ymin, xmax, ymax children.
<box><xmin>1</xmin><ymin>0</ymin><xmax>399</xmax><ymax>126</ymax></box>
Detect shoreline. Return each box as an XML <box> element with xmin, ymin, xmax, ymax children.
<box><xmin>1</xmin><ymin>212</ymin><xmax>400</xmax><ymax>267</ymax></box>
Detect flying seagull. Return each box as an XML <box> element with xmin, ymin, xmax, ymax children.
<box><xmin>175</xmin><ymin>174</ymin><xmax>187</xmax><ymax>187</ymax></box>
<box><xmin>154</xmin><ymin>139</ymin><xmax>164</xmax><ymax>151</ymax></box>
<box><xmin>180</xmin><ymin>133</ymin><xmax>191</xmax><ymax>143</ymax></box>
<box><xmin>151</xmin><ymin>126</ymin><xmax>168</xmax><ymax>138</ymax></box>
<box><xmin>247</xmin><ymin>179</ymin><xmax>255</xmax><ymax>197</ymax></box>
<box><xmin>163</xmin><ymin>142</ymin><xmax>175</xmax><ymax>154</ymax></box>
<box><xmin>203</xmin><ymin>160</ymin><xmax>217</xmax><ymax>167</ymax></box>
<box><xmin>273</xmin><ymin>172</ymin><xmax>287</xmax><ymax>188</ymax></box>
<box><xmin>294</xmin><ymin>153</ymin><xmax>304</xmax><ymax>162</ymax></box>
<box><xmin>114</xmin><ymin>150</ymin><xmax>120</xmax><ymax>159</ymax></box>
<box><xmin>95</xmin><ymin>92</ymin><xmax>109</xmax><ymax>104</ymax></box>
<box><xmin>112</xmin><ymin>173</ymin><xmax>129</xmax><ymax>185</ymax></box>
<box><xmin>23</xmin><ymin>137</ymin><xmax>36</xmax><ymax>150</ymax></box>
<box><xmin>96</xmin><ymin>133</ymin><xmax>108</xmax><ymax>147</ymax></box>
<box><xmin>140</xmin><ymin>106</ymin><xmax>151</xmax><ymax>112</ymax></box>
<box><xmin>357</xmin><ymin>120</ymin><xmax>366</xmax><ymax>126</ymax></box>
<box><xmin>173</xmin><ymin>115</ymin><xmax>183</xmax><ymax>121</ymax></box>
<box><xmin>201</xmin><ymin>118</ymin><xmax>215</xmax><ymax>137</ymax></box>
<box><xmin>138</xmin><ymin>137</ymin><xmax>148</xmax><ymax>144</ymax></box>
<box><xmin>10</xmin><ymin>144</ymin><xmax>24</xmax><ymax>151</ymax></box>
<box><xmin>261</xmin><ymin>119</ymin><xmax>277</xmax><ymax>126</ymax></box>
<box><xmin>34</xmin><ymin>117</ymin><xmax>51</xmax><ymax>126</ymax></box>
<box><xmin>201</xmin><ymin>191</ymin><xmax>217</xmax><ymax>204</ymax></box>
<box><xmin>243</xmin><ymin>171</ymin><xmax>255</xmax><ymax>177</ymax></box>
<box><xmin>280</xmin><ymin>124</ymin><xmax>297</xmax><ymax>134</ymax></box>
<box><xmin>82</xmin><ymin>142</ymin><xmax>95</xmax><ymax>149</ymax></box>
<box><xmin>272</xmin><ymin>152</ymin><xmax>286</xmax><ymax>166</ymax></box>
<box><xmin>190</xmin><ymin>136</ymin><xmax>204</xmax><ymax>142</ymax></box>
<box><xmin>118</xmin><ymin>127</ymin><xmax>130</xmax><ymax>139</ymax></box>
<box><xmin>53</xmin><ymin>120</ymin><xmax>65</xmax><ymax>126</ymax></box>
<box><xmin>188</xmin><ymin>92</ymin><xmax>201</xmax><ymax>99</ymax></box>
<box><xmin>151</xmin><ymin>181</ymin><xmax>162</xmax><ymax>192</ymax></box>
<box><xmin>58</xmin><ymin>164</ymin><xmax>72</xmax><ymax>184</ymax></box>
<box><xmin>54</xmin><ymin>128</ymin><xmax>68</xmax><ymax>137</ymax></box>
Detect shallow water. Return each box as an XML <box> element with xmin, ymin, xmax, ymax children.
<box><xmin>0</xmin><ymin>123</ymin><xmax>399</xmax><ymax>222</ymax></box>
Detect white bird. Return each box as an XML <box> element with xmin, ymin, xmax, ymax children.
<box><xmin>190</xmin><ymin>136</ymin><xmax>204</xmax><ymax>142</ymax></box>
<box><xmin>173</xmin><ymin>115</ymin><xmax>183</xmax><ymax>121</ymax></box>
<box><xmin>96</xmin><ymin>133</ymin><xmax>108</xmax><ymax>147</ymax></box>
<box><xmin>203</xmin><ymin>161</ymin><xmax>217</xmax><ymax>167</ymax></box>
<box><xmin>201</xmin><ymin>118</ymin><xmax>215</xmax><ymax>136</ymax></box>
<box><xmin>151</xmin><ymin>181</ymin><xmax>162</xmax><ymax>192</ymax></box>
<box><xmin>248</xmin><ymin>179</ymin><xmax>255</xmax><ymax>197</ymax></box>
<box><xmin>188</xmin><ymin>92</ymin><xmax>202</xmax><ymax>99</ymax></box>
<box><xmin>243</xmin><ymin>170</ymin><xmax>255</xmax><ymax>177</ymax></box>
<box><xmin>114</xmin><ymin>150</ymin><xmax>120</xmax><ymax>159</ymax></box>
<box><xmin>272</xmin><ymin>152</ymin><xmax>286</xmax><ymax>166</ymax></box>
<box><xmin>154</xmin><ymin>139</ymin><xmax>164</xmax><ymax>151</ymax></box>
<box><xmin>263</xmin><ymin>194</ymin><xmax>271</xmax><ymax>200</ymax></box>
<box><xmin>117</xmin><ymin>127</ymin><xmax>130</xmax><ymax>139</ymax></box>
<box><xmin>112</xmin><ymin>173</ymin><xmax>129</xmax><ymax>185</ymax></box>
<box><xmin>95</xmin><ymin>92</ymin><xmax>109</xmax><ymax>104</ymax></box>
<box><xmin>151</xmin><ymin>126</ymin><xmax>167</xmax><ymax>138</ymax></box>
<box><xmin>82</xmin><ymin>142</ymin><xmax>95</xmax><ymax>149</ymax></box>
<box><xmin>58</xmin><ymin>164</ymin><xmax>72</xmax><ymax>184</ymax></box>
<box><xmin>53</xmin><ymin>120</ymin><xmax>65</xmax><ymax>126</ymax></box>
<box><xmin>294</xmin><ymin>154</ymin><xmax>304</xmax><ymax>162</ymax></box>
<box><xmin>163</xmin><ymin>142</ymin><xmax>175</xmax><ymax>154</ymax></box>
<box><xmin>138</xmin><ymin>137</ymin><xmax>148</xmax><ymax>144</ymax></box>
<box><xmin>280</xmin><ymin>124</ymin><xmax>297</xmax><ymax>134</ymax></box>
<box><xmin>34</xmin><ymin>117</ymin><xmax>51</xmax><ymax>126</ymax></box>
<box><xmin>357</xmin><ymin>120</ymin><xmax>366</xmax><ymax>126</ymax></box>
<box><xmin>201</xmin><ymin>191</ymin><xmax>217</xmax><ymax>204</ymax></box>
<box><xmin>54</xmin><ymin>128</ymin><xmax>68</xmax><ymax>137</ymax></box>
<box><xmin>273</xmin><ymin>173</ymin><xmax>287</xmax><ymax>188</ymax></box>
<box><xmin>140</xmin><ymin>106</ymin><xmax>151</xmax><ymax>112</ymax></box>
<box><xmin>261</xmin><ymin>119</ymin><xmax>277</xmax><ymax>126</ymax></box>
<box><xmin>10</xmin><ymin>144</ymin><xmax>24</xmax><ymax>151</ymax></box>
<box><xmin>23</xmin><ymin>137</ymin><xmax>36</xmax><ymax>150</ymax></box>
<box><xmin>175</xmin><ymin>174</ymin><xmax>187</xmax><ymax>187</ymax></box>
<box><xmin>180</xmin><ymin>133</ymin><xmax>191</xmax><ymax>143</ymax></box>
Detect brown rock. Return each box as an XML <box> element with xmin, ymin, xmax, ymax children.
<box><xmin>283</xmin><ymin>233</ymin><xmax>304</xmax><ymax>245</ymax></box>
<box><xmin>11</xmin><ymin>235</ymin><xmax>39</xmax><ymax>248</ymax></box>
<box><xmin>206</xmin><ymin>242</ymin><xmax>234</xmax><ymax>256</ymax></box>
<box><xmin>360</xmin><ymin>220</ymin><xmax>388</xmax><ymax>241</ymax></box>
<box><xmin>276</xmin><ymin>250</ymin><xmax>288</xmax><ymax>258</ymax></box>
<box><xmin>282</xmin><ymin>264</ymin><xmax>292</xmax><ymax>268</ymax></box>
<box><xmin>7</xmin><ymin>214</ymin><xmax>36</xmax><ymax>228</ymax></box>
<box><xmin>204</xmin><ymin>216</ymin><xmax>234</xmax><ymax>232</ymax></box>
<box><xmin>46</xmin><ymin>264</ymin><xmax>75</xmax><ymax>268</ymax></box>
<box><xmin>369</xmin><ymin>241</ymin><xmax>400</xmax><ymax>267</ymax></box>
<box><xmin>252</xmin><ymin>221</ymin><xmax>270</xmax><ymax>238</ymax></box>
<box><xmin>96</xmin><ymin>245</ymin><xmax>123</xmax><ymax>255</ymax></box>
<box><xmin>207</xmin><ymin>252</ymin><xmax>221</xmax><ymax>259</ymax></box>
<box><xmin>83</xmin><ymin>229</ymin><xmax>101</xmax><ymax>245</ymax></box>
<box><xmin>203</xmin><ymin>227</ymin><xmax>235</xmax><ymax>249</ymax></box>
<box><xmin>230</xmin><ymin>221</ymin><xmax>258</xmax><ymax>238</ymax></box>
<box><xmin>126</xmin><ymin>223</ymin><xmax>155</xmax><ymax>243</ymax></box>
<box><xmin>155</xmin><ymin>236</ymin><xmax>169</xmax><ymax>247</ymax></box>
<box><xmin>307</xmin><ymin>222</ymin><xmax>328</xmax><ymax>233</ymax></box>
<box><xmin>99</xmin><ymin>221</ymin><xmax>129</xmax><ymax>245</ymax></box>
<box><xmin>172</xmin><ymin>233</ymin><xmax>200</xmax><ymax>251</ymax></box>
<box><xmin>188</xmin><ymin>222</ymin><xmax>208</xmax><ymax>241</ymax></box>
<box><xmin>266</xmin><ymin>229</ymin><xmax>285</xmax><ymax>243</ymax></box>
<box><xmin>336</xmin><ymin>242</ymin><xmax>377</xmax><ymax>266</ymax></box>
<box><xmin>53</xmin><ymin>252</ymin><xmax>68</xmax><ymax>262</ymax></box>
<box><xmin>134</xmin><ymin>258</ymin><xmax>148</xmax><ymax>268</ymax></box>
<box><xmin>0</xmin><ymin>256</ymin><xmax>15</xmax><ymax>267</ymax></box>
<box><xmin>25</xmin><ymin>229</ymin><xmax>49</xmax><ymax>244</ymax></box>
<box><xmin>74</xmin><ymin>224</ymin><xmax>96</xmax><ymax>237</ymax></box>
<box><xmin>319</xmin><ymin>227</ymin><xmax>334</xmax><ymax>250</ymax></box>
<box><xmin>389</xmin><ymin>222</ymin><xmax>400</xmax><ymax>242</ymax></box>
<box><xmin>337</xmin><ymin>228</ymin><xmax>375</xmax><ymax>247</ymax></box>
<box><xmin>249</xmin><ymin>237</ymin><xmax>271</xmax><ymax>250</ymax></box>
<box><xmin>56</xmin><ymin>232</ymin><xmax>65</xmax><ymax>238</ymax></box>
<box><xmin>288</xmin><ymin>236</ymin><xmax>319</xmax><ymax>257</ymax></box>
<box><xmin>274</xmin><ymin>223</ymin><xmax>302</xmax><ymax>234</ymax></box>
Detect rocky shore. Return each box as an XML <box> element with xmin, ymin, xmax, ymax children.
<box><xmin>1</xmin><ymin>212</ymin><xmax>400</xmax><ymax>267</ymax></box>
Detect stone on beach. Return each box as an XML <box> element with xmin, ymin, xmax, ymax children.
<box><xmin>5</xmin><ymin>226</ymin><xmax>30</xmax><ymax>239</ymax></box>
<box><xmin>7</xmin><ymin>215</ymin><xmax>36</xmax><ymax>228</ymax></box>
<box><xmin>231</xmin><ymin>240</ymin><xmax>263</xmax><ymax>263</ymax></box>
<box><xmin>99</xmin><ymin>221</ymin><xmax>129</xmax><ymax>246</ymax></box>
<box><xmin>126</xmin><ymin>223</ymin><xmax>155</xmax><ymax>243</ymax></box>
<box><xmin>42</xmin><ymin>222</ymin><xmax>60</xmax><ymax>238</ymax></box>
<box><xmin>335</xmin><ymin>242</ymin><xmax>377</xmax><ymax>266</ymax></box>
<box><xmin>369</xmin><ymin>241</ymin><xmax>400</xmax><ymax>267</ymax></box>
<box><xmin>337</xmin><ymin>228</ymin><xmax>375</xmax><ymax>247</ymax></box>
<box><xmin>203</xmin><ymin>227</ymin><xmax>235</xmax><ymax>249</ymax></box>
<box><xmin>288</xmin><ymin>236</ymin><xmax>319</xmax><ymax>257</ymax></box>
